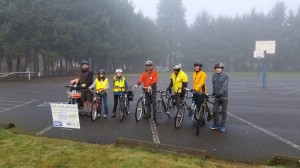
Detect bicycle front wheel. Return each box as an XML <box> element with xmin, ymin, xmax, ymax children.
<box><xmin>196</xmin><ymin>104</ymin><xmax>206</xmax><ymax>127</ymax></box>
<box><xmin>91</xmin><ymin>101</ymin><xmax>98</xmax><ymax>122</ymax></box>
<box><xmin>155</xmin><ymin>100</ymin><xmax>165</xmax><ymax>125</ymax></box>
<box><xmin>118</xmin><ymin>98</ymin><xmax>125</xmax><ymax>121</ymax></box>
<box><xmin>135</xmin><ymin>98</ymin><xmax>143</xmax><ymax>122</ymax></box>
<box><xmin>174</xmin><ymin>105</ymin><xmax>185</xmax><ymax>129</ymax></box>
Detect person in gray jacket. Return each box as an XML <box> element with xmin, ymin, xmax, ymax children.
<box><xmin>210</xmin><ymin>63</ymin><xmax>229</xmax><ymax>132</ymax></box>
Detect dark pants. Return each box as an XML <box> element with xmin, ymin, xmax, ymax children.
<box><xmin>213</xmin><ymin>98</ymin><xmax>228</xmax><ymax>126</ymax></box>
<box><xmin>97</xmin><ymin>94</ymin><xmax>108</xmax><ymax>115</ymax></box>
<box><xmin>174</xmin><ymin>93</ymin><xmax>183</xmax><ymax>108</ymax></box>
<box><xmin>113</xmin><ymin>95</ymin><xmax>119</xmax><ymax>112</ymax></box>
<box><xmin>145</xmin><ymin>90</ymin><xmax>156</xmax><ymax>116</ymax></box>
<box><xmin>81</xmin><ymin>89</ymin><xmax>93</xmax><ymax>103</ymax></box>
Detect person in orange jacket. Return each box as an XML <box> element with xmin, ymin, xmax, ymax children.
<box><xmin>134</xmin><ymin>60</ymin><xmax>158</xmax><ymax>119</ymax></box>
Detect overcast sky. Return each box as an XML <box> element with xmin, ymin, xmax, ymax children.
<box><xmin>131</xmin><ymin>0</ymin><xmax>300</xmax><ymax>24</ymax></box>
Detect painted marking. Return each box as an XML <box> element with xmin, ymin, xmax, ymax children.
<box><xmin>278</xmin><ymin>82</ymin><xmax>287</xmax><ymax>88</ymax></box>
<box><xmin>38</xmin><ymin>102</ymin><xmax>68</xmax><ymax>107</ymax></box>
<box><xmin>36</xmin><ymin>125</ymin><xmax>53</xmax><ymax>135</ymax></box>
<box><xmin>0</xmin><ymin>100</ymin><xmax>38</xmax><ymax>113</ymax></box>
<box><xmin>281</xmin><ymin>90</ymin><xmax>300</xmax><ymax>95</ymax></box>
<box><xmin>0</xmin><ymin>99</ymin><xmax>27</xmax><ymax>103</ymax></box>
<box><xmin>228</xmin><ymin>112</ymin><xmax>300</xmax><ymax>151</ymax></box>
<box><xmin>149</xmin><ymin>118</ymin><xmax>160</xmax><ymax>144</ymax></box>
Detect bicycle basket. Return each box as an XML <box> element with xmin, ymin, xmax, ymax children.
<box><xmin>127</xmin><ymin>90</ymin><xmax>134</xmax><ymax>101</ymax></box>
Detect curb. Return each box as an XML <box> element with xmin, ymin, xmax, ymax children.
<box><xmin>269</xmin><ymin>154</ymin><xmax>300</xmax><ymax>167</ymax></box>
<box><xmin>0</xmin><ymin>123</ymin><xmax>15</xmax><ymax>129</ymax></box>
<box><xmin>115</xmin><ymin>138</ymin><xmax>207</xmax><ymax>160</ymax></box>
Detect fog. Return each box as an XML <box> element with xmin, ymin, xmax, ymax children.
<box><xmin>132</xmin><ymin>0</ymin><xmax>300</xmax><ymax>24</ymax></box>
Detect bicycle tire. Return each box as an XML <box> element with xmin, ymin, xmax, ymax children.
<box><xmin>174</xmin><ymin>105</ymin><xmax>185</xmax><ymax>129</ymax></box>
<box><xmin>155</xmin><ymin>100</ymin><xmax>164</xmax><ymax>124</ymax></box>
<box><xmin>118</xmin><ymin>98</ymin><xmax>125</xmax><ymax>121</ymax></box>
<box><xmin>135</xmin><ymin>98</ymin><xmax>143</xmax><ymax>122</ymax></box>
<box><xmin>166</xmin><ymin>96</ymin><xmax>174</xmax><ymax>118</ymax></box>
<box><xmin>91</xmin><ymin>101</ymin><xmax>98</xmax><ymax>122</ymax></box>
<box><xmin>198</xmin><ymin>104</ymin><xmax>206</xmax><ymax>127</ymax></box>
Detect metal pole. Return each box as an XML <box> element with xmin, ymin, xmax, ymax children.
<box><xmin>257</xmin><ymin>60</ymin><xmax>260</xmax><ymax>77</ymax></box>
<box><xmin>262</xmin><ymin>51</ymin><xmax>267</xmax><ymax>88</ymax></box>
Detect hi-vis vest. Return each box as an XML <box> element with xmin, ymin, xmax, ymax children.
<box><xmin>113</xmin><ymin>77</ymin><xmax>126</xmax><ymax>92</ymax></box>
<box><xmin>95</xmin><ymin>78</ymin><xmax>108</xmax><ymax>93</ymax></box>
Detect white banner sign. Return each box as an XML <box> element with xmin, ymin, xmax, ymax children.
<box><xmin>50</xmin><ymin>103</ymin><xmax>80</xmax><ymax>129</ymax></box>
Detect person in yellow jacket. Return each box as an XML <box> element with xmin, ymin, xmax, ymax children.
<box><xmin>167</xmin><ymin>64</ymin><xmax>188</xmax><ymax>108</ymax></box>
<box><xmin>192</xmin><ymin>62</ymin><xmax>212</xmax><ymax>123</ymax></box>
<box><xmin>112</xmin><ymin>69</ymin><xmax>128</xmax><ymax>118</ymax></box>
<box><xmin>89</xmin><ymin>69</ymin><xmax>109</xmax><ymax>118</ymax></box>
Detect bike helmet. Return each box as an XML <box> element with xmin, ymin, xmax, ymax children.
<box><xmin>214</xmin><ymin>63</ymin><xmax>225</xmax><ymax>69</ymax></box>
<box><xmin>98</xmin><ymin>69</ymin><xmax>105</xmax><ymax>74</ymax></box>
<box><xmin>194</xmin><ymin>61</ymin><xmax>203</xmax><ymax>67</ymax></box>
<box><xmin>145</xmin><ymin>60</ymin><xmax>153</xmax><ymax>66</ymax></box>
<box><xmin>115</xmin><ymin>69</ymin><xmax>123</xmax><ymax>73</ymax></box>
<box><xmin>173</xmin><ymin>64</ymin><xmax>181</xmax><ymax>70</ymax></box>
<box><xmin>81</xmin><ymin>60</ymin><xmax>89</xmax><ymax>65</ymax></box>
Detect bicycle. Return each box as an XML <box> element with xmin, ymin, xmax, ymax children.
<box><xmin>174</xmin><ymin>88</ymin><xmax>196</xmax><ymax>128</ymax></box>
<box><xmin>155</xmin><ymin>90</ymin><xmax>176</xmax><ymax>124</ymax></box>
<box><xmin>134</xmin><ymin>87</ymin><xmax>158</xmax><ymax>123</ymax></box>
<box><xmin>63</xmin><ymin>85</ymin><xmax>83</xmax><ymax>109</ymax></box>
<box><xmin>114</xmin><ymin>86</ymin><xmax>130</xmax><ymax>121</ymax></box>
<box><xmin>90</xmin><ymin>89</ymin><xmax>106</xmax><ymax>122</ymax></box>
<box><xmin>194</xmin><ymin>93</ymin><xmax>215</xmax><ymax>135</ymax></box>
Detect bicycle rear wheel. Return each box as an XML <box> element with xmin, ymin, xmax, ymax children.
<box><xmin>135</xmin><ymin>98</ymin><xmax>143</xmax><ymax>122</ymax></box>
<box><xmin>91</xmin><ymin>101</ymin><xmax>98</xmax><ymax>122</ymax></box>
<box><xmin>174</xmin><ymin>105</ymin><xmax>185</xmax><ymax>129</ymax></box>
<box><xmin>155</xmin><ymin>100</ymin><xmax>165</xmax><ymax>125</ymax></box>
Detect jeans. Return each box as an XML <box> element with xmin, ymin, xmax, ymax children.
<box><xmin>213</xmin><ymin>98</ymin><xmax>228</xmax><ymax>126</ymax></box>
<box><xmin>145</xmin><ymin>90</ymin><xmax>157</xmax><ymax>116</ymax></box>
<box><xmin>97</xmin><ymin>94</ymin><xmax>108</xmax><ymax>115</ymax></box>
<box><xmin>113</xmin><ymin>95</ymin><xmax>119</xmax><ymax>113</ymax></box>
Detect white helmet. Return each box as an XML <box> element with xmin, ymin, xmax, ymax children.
<box><xmin>115</xmin><ymin>69</ymin><xmax>123</xmax><ymax>73</ymax></box>
<box><xmin>173</xmin><ymin>64</ymin><xmax>181</xmax><ymax>70</ymax></box>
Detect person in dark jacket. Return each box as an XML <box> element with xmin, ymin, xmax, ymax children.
<box><xmin>78</xmin><ymin>60</ymin><xmax>94</xmax><ymax>116</ymax></box>
<box><xmin>210</xmin><ymin>63</ymin><xmax>229</xmax><ymax>132</ymax></box>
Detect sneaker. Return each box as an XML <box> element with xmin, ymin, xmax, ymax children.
<box><xmin>103</xmin><ymin>114</ymin><xmax>107</xmax><ymax>118</ymax></box>
<box><xmin>210</xmin><ymin>124</ymin><xmax>220</xmax><ymax>130</ymax></box>
<box><xmin>97</xmin><ymin>114</ymin><xmax>101</xmax><ymax>118</ymax></box>
<box><xmin>220</xmin><ymin>126</ymin><xmax>225</xmax><ymax>132</ymax></box>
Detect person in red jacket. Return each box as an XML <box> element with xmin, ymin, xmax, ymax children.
<box><xmin>134</xmin><ymin>60</ymin><xmax>159</xmax><ymax>119</ymax></box>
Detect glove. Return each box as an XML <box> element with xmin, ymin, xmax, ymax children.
<box><xmin>166</xmin><ymin>87</ymin><xmax>171</xmax><ymax>92</ymax></box>
<box><xmin>81</xmin><ymin>84</ymin><xmax>86</xmax><ymax>88</ymax></box>
<box><xmin>190</xmin><ymin>89</ymin><xmax>194</xmax><ymax>93</ymax></box>
<box><xmin>134</xmin><ymin>84</ymin><xmax>138</xmax><ymax>89</ymax></box>
<box><xmin>148</xmin><ymin>86</ymin><xmax>152</xmax><ymax>92</ymax></box>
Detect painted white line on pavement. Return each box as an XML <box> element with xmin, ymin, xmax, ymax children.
<box><xmin>281</xmin><ymin>90</ymin><xmax>300</xmax><ymax>95</ymax></box>
<box><xmin>0</xmin><ymin>99</ymin><xmax>38</xmax><ymax>113</ymax></box>
<box><xmin>150</xmin><ymin>118</ymin><xmax>160</xmax><ymax>144</ymax></box>
<box><xmin>36</xmin><ymin>125</ymin><xmax>53</xmax><ymax>135</ymax></box>
<box><xmin>228</xmin><ymin>112</ymin><xmax>300</xmax><ymax>151</ymax></box>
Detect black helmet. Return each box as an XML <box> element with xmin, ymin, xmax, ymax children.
<box><xmin>214</xmin><ymin>63</ymin><xmax>225</xmax><ymax>69</ymax></box>
<box><xmin>145</xmin><ymin>60</ymin><xmax>153</xmax><ymax>66</ymax></box>
<box><xmin>98</xmin><ymin>69</ymin><xmax>105</xmax><ymax>74</ymax></box>
<box><xmin>194</xmin><ymin>62</ymin><xmax>202</xmax><ymax>67</ymax></box>
<box><xmin>82</xmin><ymin>60</ymin><xmax>89</xmax><ymax>65</ymax></box>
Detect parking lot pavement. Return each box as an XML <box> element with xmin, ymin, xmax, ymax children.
<box><xmin>0</xmin><ymin>75</ymin><xmax>299</xmax><ymax>163</ymax></box>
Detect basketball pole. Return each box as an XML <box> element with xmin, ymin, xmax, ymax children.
<box><xmin>262</xmin><ymin>50</ymin><xmax>267</xmax><ymax>88</ymax></box>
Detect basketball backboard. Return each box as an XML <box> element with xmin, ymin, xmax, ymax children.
<box><xmin>255</xmin><ymin>41</ymin><xmax>276</xmax><ymax>54</ymax></box>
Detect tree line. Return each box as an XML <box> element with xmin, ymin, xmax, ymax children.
<box><xmin>0</xmin><ymin>0</ymin><xmax>299</xmax><ymax>76</ymax></box>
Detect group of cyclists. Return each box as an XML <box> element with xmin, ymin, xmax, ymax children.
<box><xmin>71</xmin><ymin>59</ymin><xmax>229</xmax><ymax>133</ymax></box>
